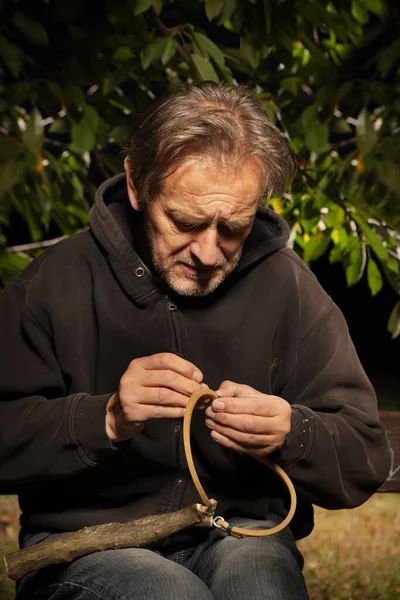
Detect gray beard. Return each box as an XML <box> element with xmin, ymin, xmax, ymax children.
<box><xmin>145</xmin><ymin>220</ymin><xmax>241</xmax><ymax>297</ymax></box>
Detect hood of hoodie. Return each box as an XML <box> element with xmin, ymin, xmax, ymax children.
<box><xmin>89</xmin><ymin>173</ymin><xmax>290</xmax><ymax>304</ymax></box>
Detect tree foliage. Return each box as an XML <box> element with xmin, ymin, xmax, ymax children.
<box><xmin>0</xmin><ymin>0</ymin><xmax>399</xmax><ymax>334</ymax></box>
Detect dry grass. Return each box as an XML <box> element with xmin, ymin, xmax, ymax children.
<box><xmin>0</xmin><ymin>494</ymin><xmax>399</xmax><ymax>600</ymax></box>
<box><xmin>298</xmin><ymin>494</ymin><xmax>400</xmax><ymax>600</ymax></box>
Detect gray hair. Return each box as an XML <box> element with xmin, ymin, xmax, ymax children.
<box><xmin>123</xmin><ymin>82</ymin><xmax>297</xmax><ymax>205</ymax></box>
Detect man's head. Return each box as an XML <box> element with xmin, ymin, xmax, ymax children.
<box><xmin>123</xmin><ymin>82</ymin><xmax>296</xmax><ymax>296</ymax></box>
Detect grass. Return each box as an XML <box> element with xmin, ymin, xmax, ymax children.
<box><xmin>298</xmin><ymin>494</ymin><xmax>400</xmax><ymax>600</ymax></box>
<box><xmin>1</xmin><ymin>494</ymin><xmax>399</xmax><ymax>600</ymax></box>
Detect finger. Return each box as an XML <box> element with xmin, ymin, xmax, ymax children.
<box><xmin>208</xmin><ymin>397</ymin><xmax>282</xmax><ymax>417</ymax></box>
<box><xmin>124</xmin><ymin>403</ymin><xmax>186</xmax><ymax>422</ymax></box>
<box><xmin>215</xmin><ymin>381</ymin><xmax>257</xmax><ymax>398</ymax></box>
<box><xmin>126</xmin><ymin>386</ymin><xmax>192</xmax><ymax>408</ymax></box>
<box><xmin>136</xmin><ymin>353</ymin><xmax>203</xmax><ymax>383</ymax></box>
<box><xmin>138</xmin><ymin>369</ymin><xmax>204</xmax><ymax>397</ymax></box>
<box><xmin>207</xmin><ymin>421</ymin><xmax>277</xmax><ymax>449</ymax></box>
<box><xmin>205</xmin><ymin>412</ymin><xmax>277</xmax><ymax>436</ymax></box>
<box><xmin>209</xmin><ymin>429</ymin><xmax>272</xmax><ymax>456</ymax></box>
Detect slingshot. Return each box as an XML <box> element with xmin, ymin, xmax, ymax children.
<box><xmin>4</xmin><ymin>387</ymin><xmax>297</xmax><ymax>580</ymax></box>
<box><xmin>183</xmin><ymin>388</ymin><xmax>297</xmax><ymax>538</ymax></box>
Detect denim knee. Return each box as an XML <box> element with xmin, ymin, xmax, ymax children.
<box><xmin>187</xmin><ymin>516</ymin><xmax>309</xmax><ymax>600</ymax></box>
<box><xmin>17</xmin><ymin>547</ymin><xmax>214</xmax><ymax>600</ymax></box>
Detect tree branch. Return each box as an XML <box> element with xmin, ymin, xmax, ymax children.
<box><xmin>5</xmin><ymin>504</ymin><xmax>213</xmax><ymax>580</ymax></box>
<box><xmin>150</xmin><ymin>9</ymin><xmax>193</xmax><ymax>65</ymax></box>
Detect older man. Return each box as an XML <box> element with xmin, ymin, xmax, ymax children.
<box><xmin>0</xmin><ymin>83</ymin><xmax>390</xmax><ymax>600</ymax></box>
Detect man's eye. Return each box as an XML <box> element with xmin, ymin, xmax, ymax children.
<box><xmin>218</xmin><ymin>223</ymin><xmax>246</xmax><ymax>236</ymax></box>
<box><xmin>175</xmin><ymin>221</ymin><xmax>204</xmax><ymax>232</ymax></box>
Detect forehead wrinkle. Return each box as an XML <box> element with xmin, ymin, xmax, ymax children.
<box><xmin>165</xmin><ymin>189</ymin><xmax>258</xmax><ymax>216</ymax></box>
<box><xmin>162</xmin><ymin>158</ymin><xmax>263</xmax><ymax>202</ymax></box>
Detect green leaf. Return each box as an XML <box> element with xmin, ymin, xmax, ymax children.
<box><xmin>387</xmin><ymin>301</ymin><xmax>400</xmax><ymax>339</ymax></box>
<box><xmin>0</xmin><ymin>34</ymin><xmax>22</xmax><ymax>77</ymax></box>
<box><xmin>220</xmin><ymin>0</ymin><xmax>236</xmax><ymax>22</ymax></box>
<box><xmin>301</xmin><ymin>105</ymin><xmax>317</xmax><ymax>132</ymax></box>
<box><xmin>205</xmin><ymin>0</ymin><xmax>224</xmax><ymax>21</ymax></box>
<box><xmin>11</xmin><ymin>12</ymin><xmax>49</xmax><ymax>46</ymax></box>
<box><xmin>325</xmin><ymin>204</ymin><xmax>345</xmax><ymax>228</ymax></box>
<box><xmin>299</xmin><ymin>32</ymin><xmax>327</xmax><ymax>65</ymax></box>
<box><xmin>0</xmin><ymin>252</ymin><xmax>31</xmax><ymax>285</ymax></box>
<box><xmin>375</xmin><ymin>160</ymin><xmax>399</xmax><ymax>195</ymax></box>
<box><xmin>191</xmin><ymin>54</ymin><xmax>219</xmax><ymax>83</ymax></box>
<box><xmin>356</xmin><ymin>108</ymin><xmax>378</xmax><ymax>154</ymax></box>
<box><xmin>113</xmin><ymin>46</ymin><xmax>135</xmax><ymax>62</ymax></box>
<box><xmin>351</xmin><ymin>0</ymin><xmax>369</xmax><ymax>24</ymax></box>
<box><xmin>161</xmin><ymin>37</ymin><xmax>177</xmax><ymax>66</ymax></box>
<box><xmin>22</xmin><ymin>197</ymin><xmax>42</xmax><ymax>242</ymax></box>
<box><xmin>141</xmin><ymin>38</ymin><xmax>164</xmax><ymax>70</ymax></box>
<box><xmin>23</xmin><ymin>108</ymin><xmax>44</xmax><ymax>156</ymax></box>
<box><xmin>352</xmin><ymin>213</ymin><xmax>389</xmax><ymax>261</ymax></box>
<box><xmin>331</xmin><ymin>227</ymin><xmax>349</xmax><ymax>249</ymax></box>
<box><xmin>303</xmin><ymin>233</ymin><xmax>331</xmax><ymax>265</ymax></box>
<box><xmin>329</xmin><ymin>244</ymin><xmax>344</xmax><ymax>264</ymax></box>
<box><xmin>103</xmin><ymin>62</ymin><xmax>135</xmax><ymax>95</ymax></box>
<box><xmin>152</xmin><ymin>0</ymin><xmax>163</xmax><ymax>15</ymax></box>
<box><xmin>387</xmin><ymin>257</ymin><xmax>400</xmax><ymax>274</ymax></box>
<box><xmin>71</xmin><ymin>119</ymin><xmax>96</xmax><ymax>152</ymax></box>
<box><xmin>240</xmin><ymin>38</ymin><xmax>259</xmax><ymax>70</ymax></box>
<box><xmin>0</xmin><ymin>160</ymin><xmax>26</xmax><ymax>195</ymax></box>
<box><xmin>332</xmin><ymin>118</ymin><xmax>352</xmax><ymax>134</ymax></box>
<box><xmin>281</xmin><ymin>77</ymin><xmax>304</xmax><ymax>95</ymax></box>
<box><xmin>82</xmin><ymin>105</ymin><xmax>100</xmax><ymax>131</ymax></box>
<box><xmin>192</xmin><ymin>33</ymin><xmax>225</xmax><ymax>68</ymax></box>
<box><xmin>134</xmin><ymin>0</ymin><xmax>152</xmax><ymax>16</ymax></box>
<box><xmin>65</xmin><ymin>83</ymin><xmax>86</xmax><ymax>108</ymax></box>
<box><xmin>305</xmin><ymin>121</ymin><xmax>329</xmax><ymax>154</ymax></box>
<box><xmin>46</xmin><ymin>81</ymin><xmax>65</xmax><ymax>104</ymax></box>
<box><xmin>377</xmin><ymin>38</ymin><xmax>400</xmax><ymax>78</ymax></box>
<box><xmin>315</xmin><ymin>86</ymin><xmax>330</xmax><ymax>109</ymax></box>
<box><xmin>345</xmin><ymin>242</ymin><xmax>366</xmax><ymax>286</ymax></box>
<box><xmin>367</xmin><ymin>257</ymin><xmax>383</xmax><ymax>296</ymax></box>
<box><xmin>364</xmin><ymin>0</ymin><xmax>386</xmax><ymax>17</ymax></box>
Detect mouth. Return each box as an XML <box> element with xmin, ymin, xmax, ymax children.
<box><xmin>180</xmin><ymin>263</ymin><xmax>218</xmax><ymax>279</ymax></box>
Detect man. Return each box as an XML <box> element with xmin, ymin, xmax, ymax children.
<box><xmin>0</xmin><ymin>82</ymin><xmax>390</xmax><ymax>599</ymax></box>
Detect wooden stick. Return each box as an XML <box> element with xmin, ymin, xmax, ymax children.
<box><xmin>5</xmin><ymin>503</ymin><xmax>212</xmax><ymax>580</ymax></box>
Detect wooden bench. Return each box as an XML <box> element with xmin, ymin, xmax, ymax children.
<box><xmin>378</xmin><ymin>411</ymin><xmax>400</xmax><ymax>492</ymax></box>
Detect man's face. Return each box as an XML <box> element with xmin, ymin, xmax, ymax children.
<box><xmin>129</xmin><ymin>156</ymin><xmax>265</xmax><ymax>296</ymax></box>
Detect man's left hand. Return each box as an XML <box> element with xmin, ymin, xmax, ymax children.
<box><xmin>204</xmin><ymin>381</ymin><xmax>291</xmax><ymax>459</ymax></box>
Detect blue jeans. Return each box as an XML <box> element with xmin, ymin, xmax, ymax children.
<box><xmin>16</xmin><ymin>516</ymin><xmax>309</xmax><ymax>599</ymax></box>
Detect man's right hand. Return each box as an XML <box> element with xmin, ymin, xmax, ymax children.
<box><xmin>105</xmin><ymin>353</ymin><xmax>204</xmax><ymax>443</ymax></box>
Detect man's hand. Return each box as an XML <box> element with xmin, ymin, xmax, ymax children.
<box><xmin>205</xmin><ymin>381</ymin><xmax>291</xmax><ymax>460</ymax></box>
<box><xmin>106</xmin><ymin>353</ymin><xmax>204</xmax><ymax>443</ymax></box>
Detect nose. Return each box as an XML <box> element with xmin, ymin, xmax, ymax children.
<box><xmin>190</xmin><ymin>227</ymin><xmax>219</xmax><ymax>267</ymax></box>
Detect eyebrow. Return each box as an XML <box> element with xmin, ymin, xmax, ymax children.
<box><xmin>166</xmin><ymin>209</ymin><xmax>253</xmax><ymax>231</ymax></box>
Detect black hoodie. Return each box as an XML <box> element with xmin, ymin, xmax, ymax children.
<box><xmin>0</xmin><ymin>174</ymin><xmax>390</xmax><ymax>545</ymax></box>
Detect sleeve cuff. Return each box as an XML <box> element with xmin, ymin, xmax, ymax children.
<box><xmin>271</xmin><ymin>405</ymin><xmax>315</xmax><ymax>471</ymax></box>
<box><xmin>71</xmin><ymin>393</ymin><xmax>127</xmax><ymax>465</ymax></box>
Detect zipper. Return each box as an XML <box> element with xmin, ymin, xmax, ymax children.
<box><xmin>167</xmin><ymin>298</ymin><xmax>180</xmax><ymax>355</ymax></box>
<box><xmin>165</xmin><ymin>296</ymin><xmax>186</xmax><ymax>512</ymax></box>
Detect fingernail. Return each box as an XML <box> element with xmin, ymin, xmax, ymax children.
<box><xmin>211</xmin><ymin>431</ymin><xmax>221</xmax><ymax>441</ymax></box>
<box><xmin>213</xmin><ymin>400</ymin><xmax>225</xmax><ymax>410</ymax></box>
<box><xmin>193</xmin><ymin>370</ymin><xmax>203</xmax><ymax>382</ymax></box>
<box><xmin>205</xmin><ymin>419</ymin><xmax>214</xmax><ymax>429</ymax></box>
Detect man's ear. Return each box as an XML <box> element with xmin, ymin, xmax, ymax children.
<box><xmin>124</xmin><ymin>157</ymin><xmax>143</xmax><ymax>212</ymax></box>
